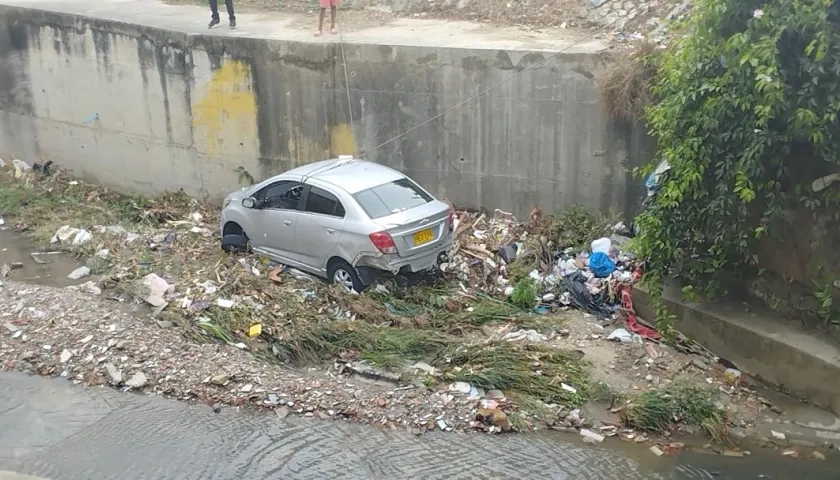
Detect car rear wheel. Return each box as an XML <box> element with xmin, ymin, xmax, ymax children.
<box><xmin>328</xmin><ymin>260</ymin><xmax>364</xmax><ymax>293</ymax></box>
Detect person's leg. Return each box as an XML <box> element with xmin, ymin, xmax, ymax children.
<box><xmin>315</xmin><ymin>3</ymin><xmax>327</xmax><ymax>36</ymax></box>
<box><xmin>225</xmin><ymin>0</ymin><xmax>236</xmax><ymax>28</ymax></box>
<box><xmin>208</xmin><ymin>0</ymin><xmax>221</xmax><ymax>28</ymax></box>
<box><xmin>330</xmin><ymin>0</ymin><xmax>340</xmax><ymax>33</ymax></box>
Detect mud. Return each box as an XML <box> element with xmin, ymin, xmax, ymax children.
<box><xmin>0</xmin><ymin>229</ymin><xmax>82</xmax><ymax>288</ymax></box>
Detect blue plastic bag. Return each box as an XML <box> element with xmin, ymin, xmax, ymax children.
<box><xmin>589</xmin><ymin>252</ymin><xmax>616</xmax><ymax>278</ymax></box>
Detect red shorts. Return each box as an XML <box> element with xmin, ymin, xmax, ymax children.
<box><xmin>319</xmin><ymin>0</ymin><xmax>340</xmax><ymax>7</ymax></box>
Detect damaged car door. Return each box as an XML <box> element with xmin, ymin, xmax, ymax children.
<box><xmin>293</xmin><ymin>184</ymin><xmax>347</xmax><ymax>275</ymax></box>
<box><xmin>249</xmin><ymin>180</ymin><xmax>303</xmax><ymax>265</ymax></box>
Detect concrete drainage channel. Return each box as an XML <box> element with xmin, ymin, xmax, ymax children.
<box><xmin>632</xmin><ymin>283</ymin><xmax>840</xmax><ymax>447</ymax></box>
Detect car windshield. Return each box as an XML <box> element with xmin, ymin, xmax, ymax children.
<box><xmin>353</xmin><ymin>178</ymin><xmax>433</xmax><ymax>219</ymax></box>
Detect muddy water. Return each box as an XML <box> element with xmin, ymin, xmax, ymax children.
<box><xmin>0</xmin><ymin>229</ymin><xmax>83</xmax><ymax>287</ymax></box>
<box><xmin>0</xmin><ymin>373</ymin><xmax>835</xmax><ymax>480</ymax></box>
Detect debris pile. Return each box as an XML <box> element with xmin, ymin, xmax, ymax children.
<box><xmin>1</xmin><ymin>161</ymin><xmax>819</xmax><ymax>450</ymax></box>
<box><xmin>443</xmin><ymin>208</ymin><xmax>653</xmax><ymax>334</ymax></box>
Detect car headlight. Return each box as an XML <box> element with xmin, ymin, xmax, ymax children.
<box><xmin>222</xmin><ymin>197</ymin><xmax>232</xmax><ymax>209</ymax></box>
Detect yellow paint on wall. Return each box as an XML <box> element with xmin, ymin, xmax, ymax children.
<box><xmin>287</xmin><ymin>123</ymin><xmax>358</xmax><ymax>166</ymax></box>
<box><xmin>192</xmin><ymin>60</ymin><xmax>257</xmax><ymax>154</ymax></box>
<box><xmin>329</xmin><ymin>123</ymin><xmax>358</xmax><ymax>157</ymax></box>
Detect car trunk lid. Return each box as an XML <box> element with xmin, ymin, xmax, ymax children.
<box><xmin>373</xmin><ymin>202</ymin><xmax>450</xmax><ymax>257</ymax></box>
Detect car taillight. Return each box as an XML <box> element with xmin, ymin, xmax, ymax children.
<box><xmin>447</xmin><ymin>210</ymin><xmax>454</xmax><ymax>232</ymax></box>
<box><xmin>369</xmin><ymin>232</ymin><xmax>397</xmax><ymax>254</ymax></box>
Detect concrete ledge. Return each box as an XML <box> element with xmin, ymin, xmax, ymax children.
<box><xmin>632</xmin><ymin>284</ymin><xmax>840</xmax><ymax>416</ymax></box>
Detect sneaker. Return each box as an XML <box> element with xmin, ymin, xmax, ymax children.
<box><xmin>208</xmin><ymin>17</ymin><xmax>220</xmax><ymax>29</ymax></box>
<box><xmin>229</xmin><ymin>18</ymin><xmax>237</xmax><ymax>29</ymax></box>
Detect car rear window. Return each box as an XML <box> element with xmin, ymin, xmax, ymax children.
<box><xmin>353</xmin><ymin>178</ymin><xmax>433</xmax><ymax>219</ymax></box>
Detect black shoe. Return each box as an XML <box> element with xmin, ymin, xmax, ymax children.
<box><xmin>208</xmin><ymin>17</ymin><xmax>220</xmax><ymax>29</ymax></box>
<box><xmin>229</xmin><ymin>18</ymin><xmax>237</xmax><ymax>29</ymax></box>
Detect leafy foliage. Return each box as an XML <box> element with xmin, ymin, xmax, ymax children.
<box><xmin>510</xmin><ymin>277</ymin><xmax>539</xmax><ymax>309</ymax></box>
<box><xmin>637</xmin><ymin>0</ymin><xmax>840</xmax><ymax>334</ymax></box>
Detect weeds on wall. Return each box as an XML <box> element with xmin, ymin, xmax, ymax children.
<box><xmin>625</xmin><ymin>0</ymin><xmax>840</xmax><ymax>335</ymax></box>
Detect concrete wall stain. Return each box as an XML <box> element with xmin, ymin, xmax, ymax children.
<box><xmin>192</xmin><ymin>59</ymin><xmax>257</xmax><ymax>155</ymax></box>
<box><xmin>154</xmin><ymin>45</ymin><xmax>174</xmax><ymax>142</ymax></box>
<box><xmin>0</xmin><ymin>21</ymin><xmax>32</xmax><ymax>115</ymax></box>
<box><xmin>91</xmin><ymin>29</ymin><xmax>113</xmax><ymax>76</ymax></box>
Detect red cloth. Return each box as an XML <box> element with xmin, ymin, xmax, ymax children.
<box><xmin>619</xmin><ymin>283</ymin><xmax>660</xmax><ymax>339</ymax></box>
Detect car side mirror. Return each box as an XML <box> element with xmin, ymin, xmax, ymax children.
<box><xmin>242</xmin><ymin>197</ymin><xmax>257</xmax><ymax>209</ymax></box>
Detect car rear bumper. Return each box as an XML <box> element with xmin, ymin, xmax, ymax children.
<box><xmin>353</xmin><ymin>241</ymin><xmax>451</xmax><ymax>276</ymax></box>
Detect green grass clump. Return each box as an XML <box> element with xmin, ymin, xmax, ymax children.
<box><xmin>441</xmin><ymin>342</ymin><xmax>589</xmax><ymax>406</ymax></box>
<box><xmin>510</xmin><ymin>277</ymin><xmax>539</xmax><ymax>309</ymax></box>
<box><xmin>590</xmin><ymin>380</ymin><xmax>623</xmax><ymax>404</ymax></box>
<box><xmin>270</xmin><ymin>321</ymin><xmax>449</xmax><ymax>365</ymax></box>
<box><xmin>460</xmin><ymin>297</ymin><xmax>525</xmax><ymax>325</ymax></box>
<box><xmin>623</xmin><ymin>384</ymin><xmax>726</xmax><ymax>441</ymax></box>
<box><xmin>545</xmin><ymin>204</ymin><xmax>615</xmax><ymax>250</ymax></box>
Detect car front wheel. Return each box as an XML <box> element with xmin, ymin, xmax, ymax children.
<box><xmin>327</xmin><ymin>260</ymin><xmax>364</xmax><ymax>293</ymax></box>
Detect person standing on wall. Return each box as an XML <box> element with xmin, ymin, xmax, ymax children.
<box><xmin>209</xmin><ymin>0</ymin><xmax>237</xmax><ymax>29</ymax></box>
<box><xmin>315</xmin><ymin>0</ymin><xmax>340</xmax><ymax>36</ymax></box>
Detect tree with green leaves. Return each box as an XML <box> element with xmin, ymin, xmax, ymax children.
<box><xmin>637</xmin><ymin>0</ymin><xmax>840</xmax><ymax>335</ymax></box>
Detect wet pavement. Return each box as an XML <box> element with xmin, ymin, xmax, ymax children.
<box><xmin>0</xmin><ymin>373</ymin><xmax>836</xmax><ymax>480</ymax></box>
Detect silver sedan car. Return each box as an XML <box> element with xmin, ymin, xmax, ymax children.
<box><xmin>219</xmin><ymin>157</ymin><xmax>454</xmax><ymax>292</ymax></box>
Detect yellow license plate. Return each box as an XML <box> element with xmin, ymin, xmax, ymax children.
<box><xmin>413</xmin><ymin>229</ymin><xmax>434</xmax><ymax>246</ymax></box>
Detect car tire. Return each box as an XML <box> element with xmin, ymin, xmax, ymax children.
<box><xmin>328</xmin><ymin>260</ymin><xmax>365</xmax><ymax>293</ymax></box>
<box><xmin>221</xmin><ymin>232</ymin><xmax>249</xmax><ymax>253</ymax></box>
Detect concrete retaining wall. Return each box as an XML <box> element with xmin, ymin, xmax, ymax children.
<box><xmin>633</xmin><ymin>284</ymin><xmax>840</xmax><ymax>416</ymax></box>
<box><xmin>0</xmin><ymin>3</ymin><xmax>652</xmax><ymax>217</ymax></box>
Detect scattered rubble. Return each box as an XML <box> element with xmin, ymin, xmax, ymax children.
<box><xmin>67</xmin><ymin>266</ymin><xmax>91</xmax><ymax>280</ymax></box>
<box><xmin>125</xmin><ymin>371</ymin><xmax>148</xmax><ymax>389</ymax></box>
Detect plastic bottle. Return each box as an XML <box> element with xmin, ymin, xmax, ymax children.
<box><xmin>591</xmin><ymin>237</ymin><xmax>612</xmax><ymax>254</ymax></box>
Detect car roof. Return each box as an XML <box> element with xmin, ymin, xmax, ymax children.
<box><xmin>286</xmin><ymin>158</ymin><xmax>405</xmax><ymax>194</ymax></box>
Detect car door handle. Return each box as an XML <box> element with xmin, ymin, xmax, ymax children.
<box><xmin>326</xmin><ymin>228</ymin><xmax>335</xmax><ymax>234</ymax></box>
<box><xmin>283</xmin><ymin>220</ymin><xmax>292</xmax><ymax>226</ymax></box>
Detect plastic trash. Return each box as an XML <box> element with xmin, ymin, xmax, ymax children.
<box><xmin>589</xmin><ymin>252</ymin><xmax>616</xmax><ymax>278</ymax></box>
<box><xmin>645</xmin><ymin>160</ymin><xmax>672</xmax><ymax>196</ymax></box>
<box><xmin>450</xmin><ymin>381</ymin><xmax>472</xmax><ymax>394</ymax></box>
<box><xmin>724</xmin><ymin>368</ymin><xmax>742</xmax><ymax>386</ymax></box>
<box><xmin>72</xmin><ymin>229</ymin><xmax>92</xmax><ymax>245</ymax></box>
<box><xmin>607</xmin><ymin>328</ymin><xmax>643</xmax><ymax>344</ymax></box>
<box><xmin>562</xmin><ymin>271</ymin><xmax>614</xmax><ymax>321</ymax></box>
<box><xmin>499</xmin><ymin>244</ymin><xmax>517</xmax><ymax>264</ymax></box>
<box><xmin>503</xmin><ymin>329</ymin><xmax>547</xmax><ymax>342</ymax></box>
<box><xmin>607</xmin><ymin>328</ymin><xmax>632</xmax><ymax>342</ymax></box>
<box><xmin>591</xmin><ymin>237</ymin><xmax>612</xmax><ymax>254</ymax></box>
